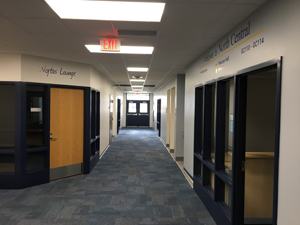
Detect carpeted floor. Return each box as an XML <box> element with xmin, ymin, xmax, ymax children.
<box><xmin>0</xmin><ymin>128</ymin><xmax>216</xmax><ymax>225</ymax></box>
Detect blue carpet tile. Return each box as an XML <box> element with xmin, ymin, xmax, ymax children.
<box><xmin>0</xmin><ymin>128</ymin><xmax>216</xmax><ymax>225</ymax></box>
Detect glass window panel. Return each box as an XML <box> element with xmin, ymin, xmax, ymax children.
<box><xmin>204</xmin><ymin>167</ymin><xmax>215</xmax><ymax>193</ymax></box>
<box><xmin>139</xmin><ymin>103</ymin><xmax>148</xmax><ymax>113</ymax></box>
<box><xmin>26</xmin><ymin>86</ymin><xmax>45</xmax><ymax>149</ymax></box>
<box><xmin>26</xmin><ymin>152</ymin><xmax>46</xmax><ymax>172</ymax></box>
<box><xmin>208</xmin><ymin>169</ymin><xmax>215</xmax><ymax>190</ymax></box>
<box><xmin>224</xmin><ymin>183</ymin><xmax>232</xmax><ymax>210</ymax></box>
<box><xmin>0</xmin><ymin>154</ymin><xmax>15</xmax><ymax>172</ymax></box>
<box><xmin>96</xmin><ymin>139</ymin><xmax>100</xmax><ymax>153</ymax></box>
<box><xmin>195</xmin><ymin>159</ymin><xmax>203</xmax><ymax>180</ymax></box>
<box><xmin>128</xmin><ymin>103</ymin><xmax>137</xmax><ymax>113</ymax></box>
<box><xmin>224</xmin><ymin>79</ymin><xmax>234</xmax><ymax>175</ymax></box>
<box><xmin>244</xmin><ymin>71</ymin><xmax>276</xmax><ymax>222</ymax></box>
<box><xmin>91</xmin><ymin>141</ymin><xmax>95</xmax><ymax>156</ymax></box>
<box><xmin>0</xmin><ymin>85</ymin><xmax>15</xmax><ymax>150</ymax></box>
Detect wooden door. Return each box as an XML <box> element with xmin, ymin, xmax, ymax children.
<box><xmin>50</xmin><ymin>88</ymin><xmax>84</xmax><ymax>180</ymax></box>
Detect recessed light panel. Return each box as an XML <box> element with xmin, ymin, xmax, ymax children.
<box><xmin>132</xmin><ymin>85</ymin><xmax>143</xmax><ymax>88</ymax></box>
<box><xmin>85</xmin><ymin>45</ymin><xmax>154</xmax><ymax>54</ymax></box>
<box><xmin>127</xmin><ymin>67</ymin><xmax>148</xmax><ymax>72</ymax></box>
<box><xmin>45</xmin><ymin>0</ymin><xmax>165</xmax><ymax>22</ymax></box>
<box><xmin>130</xmin><ymin>79</ymin><xmax>145</xmax><ymax>82</ymax></box>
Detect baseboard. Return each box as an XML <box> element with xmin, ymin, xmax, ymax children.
<box><xmin>160</xmin><ymin>138</ymin><xmax>167</xmax><ymax>147</ymax></box>
<box><xmin>100</xmin><ymin>144</ymin><xmax>110</xmax><ymax>159</ymax></box>
<box><xmin>184</xmin><ymin>167</ymin><xmax>193</xmax><ymax>180</ymax></box>
<box><xmin>175</xmin><ymin>156</ymin><xmax>184</xmax><ymax>161</ymax></box>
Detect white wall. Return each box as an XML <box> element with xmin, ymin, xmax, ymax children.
<box><xmin>153</xmin><ymin>77</ymin><xmax>177</xmax><ymax>145</ymax></box>
<box><xmin>21</xmin><ymin>55</ymin><xmax>90</xmax><ymax>86</ymax></box>
<box><xmin>184</xmin><ymin>1</ymin><xmax>300</xmax><ymax>223</ymax></box>
<box><xmin>0</xmin><ymin>54</ymin><xmax>21</xmax><ymax>81</ymax></box>
<box><xmin>90</xmin><ymin>66</ymin><xmax>114</xmax><ymax>154</ymax></box>
<box><xmin>175</xmin><ymin>74</ymin><xmax>185</xmax><ymax>158</ymax></box>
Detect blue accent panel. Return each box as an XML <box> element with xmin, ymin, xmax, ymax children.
<box><xmin>184</xmin><ymin>167</ymin><xmax>193</xmax><ymax>179</ymax></box>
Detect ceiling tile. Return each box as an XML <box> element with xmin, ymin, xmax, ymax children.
<box><xmin>125</xmin><ymin>60</ymin><xmax>150</xmax><ymax>68</ymax></box>
<box><xmin>113</xmin><ymin>21</ymin><xmax>161</xmax><ymax>31</ymax></box>
<box><xmin>0</xmin><ymin>39</ymin><xmax>21</xmax><ymax>51</ymax></box>
<box><xmin>118</xmin><ymin>36</ymin><xmax>157</xmax><ymax>47</ymax></box>
<box><xmin>0</xmin><ymin>17</ymin><xmax>26</xmax><ymax>33</ymax></box>
<box><xmin>93</xmin><ymin>54</ymin><xmax>124</xmax><ymax>63</ymax></box>
<box><xmin>123</xmin><ymin>54</ymin><xmax>152</xmax><ymax>61</ymax></box>
<box><xmin>155</xmin><ymin>36</ymin><xmax>198</xmax><ymax>56</ymax></box>
<box><xmin>76</xmin><ymin>35</ymin><xmax>101</xmax><ymax>45</ymax></box>
<box><xmin>0</xmin><ymin>0</ymin><xmax>267</xmax><ymax>92</ymax></box>
<box><xmin>34</xmin><ymin>33</ymin><xmax>74</xmax><ymax>44</ymax></box>
<box><xmin>0</xmin><ymin>0</ymin><xmax>58</xmax><ymax>18</ymax></box>
<box><xmin>24</xmin><ymin>50</ymin><xmax>65</xmax><ymax>60</ymax></box>
<box><xmin>177</xmin><ymin>54</ymin><xmax>199</xmax><ymax>67</ymax></box>
<box><xmin>9</xmin><ymin>18</ymin><xmax>69</xmax><ymax>34</ymax></box>
<box><xmin>160</xmin><ymin>2</ymin><xmax>229</xmax><ymax>36</ymax></box>
<box><xmin>62</xmin><ymin>20</ymin><xmax>114</xmax><ymax>36</ymax></box>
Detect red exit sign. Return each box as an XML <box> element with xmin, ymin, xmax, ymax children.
<box><xmin>100</xmin><ymin>38</ymin><xmax>121</xmax><ymax>51</ymax></box>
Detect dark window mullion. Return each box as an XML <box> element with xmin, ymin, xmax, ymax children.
<box><xmin>215</xmin><ymin>81</ymin><xmax>226</xmax><ymax>172</ymax></box>
<box><xmin>231</xmin><ymin>75</ymin><xmax>247</xmax><ymax>225</ymax></box>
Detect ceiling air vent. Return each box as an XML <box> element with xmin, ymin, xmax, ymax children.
<box><xmin>117</xmin><ymin>30</ymin><xmax>157</xmax><ymax>36</ymax></box>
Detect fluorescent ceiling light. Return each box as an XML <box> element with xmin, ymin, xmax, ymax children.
<box><xmin>130</xmin><ymin>79</ymin><xmax>145</xmax><ymax>82</ymax></box>
<box><xmin>132</xmin><ymin>85</ymin><xmax>143</xmax><ymax>88</ymax></box>
<box><xmin>85</xmin><ymin>45</ymin><xmax>153</xmax><ymax>54</ymax></box>
<box><xmin>127</xmin><ymin>67</ymin><xmax>148</xmax><ymax>72</ymax></box>
<box><xmin>45</xmin><ymin>0</ymin><xmax>165</xmax><ymax>22</ymax></box>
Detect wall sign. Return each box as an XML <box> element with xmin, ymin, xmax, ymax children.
<box><xmin>39</xmin><ymin>66</ymin><xmax>76</xmax><ymax>79</ymax></box>
<box><xmin>199</xmin><ymin>21</ymin><xmax>266</xmax><ymax>73</ymax></box>
<box><xmin>100</xmin><ymin>38</ymin><xmax>121</xmax><ymax>51</ymax></box>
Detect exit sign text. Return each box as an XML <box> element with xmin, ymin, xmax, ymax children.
<box><xmin>100</xmin><ymin>38</ymin><xmax>121</xmax><ymax>51</ymax></box>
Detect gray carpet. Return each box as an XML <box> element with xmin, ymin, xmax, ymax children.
<box><xmin>0</xmin><ymin>128</ymin><xmax>216</xmax><ymax>225</ymax></box>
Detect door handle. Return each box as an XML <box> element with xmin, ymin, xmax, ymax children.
<box><xmin>50</xmin><ymin>133</ymin><xmax>57</xmax><ymax>141</ymax></box>
<box><xmin>50</xmin><ymin>136</ymin><xmax>57</xmax><ymax>141</ymax></box>
<box><xmin>242</xmin><ymin>161</ymin><xmax>245</xmax><ymax>171</ymax></box>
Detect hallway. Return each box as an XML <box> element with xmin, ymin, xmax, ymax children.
<box><xmin>0</xmin><ymin>128</ymin><xmax>215</xmax><ymax>225</ymax></box>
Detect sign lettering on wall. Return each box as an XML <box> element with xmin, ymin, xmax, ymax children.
<box><xmin>39</xmin><ymin>66</ymin><xmax>76</xmax><ymax>79</ymax></box>
<box><xmin>200</xmin><ymin>21</ymin><xmax>266</xmax><ymax>74</ymax></box>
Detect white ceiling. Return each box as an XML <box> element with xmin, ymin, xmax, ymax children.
<box><xmin>0</xmin><ymin>0</ymin><xmax>268</xmax><ymax>92</ymax></box>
